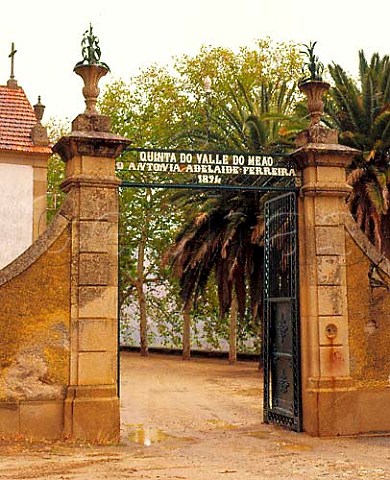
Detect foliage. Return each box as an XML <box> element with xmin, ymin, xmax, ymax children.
<box><xmin>120</xmin><ymin>278</ymin><xmax>184</xmax><ymax>348</ymax></box>
<box><xmin>326</xmin><ymin>51</ymin><xmax>390</xmax><ymax>254</ymax></box>
<box><xmin>166</xmin><ymin>189</ymin><xmax>265</xmax><ymax>321</ymax></box>
<box><xmin>163</xmin><ymin>40</ymin><xmax>304</xmax><ymax>331</ymax></box>
<box><xmin>299</xmin><ymin>41</ymin><xmax>324</xmax><ymax>84</ymax></box>
<box><xmin>173</xmin><ymin>39</ymin><xmax>303</xmax><ymax>150</ymax></box>
<box><xmin>45</xmin><ymin>118</ymin><xmax>70</xmax><ymax>222</ymax></box>
<box><xmin>77</xmin><ymin>23</ymin><xmax>109</xmax><ymax>69</ymax></box>
<box><xmin>117</xmin><ymin>180</ymin><xmax>183</xmax><ymax>354</ymax></box>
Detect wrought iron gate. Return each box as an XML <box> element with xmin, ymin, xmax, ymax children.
<box><xmin>263</xmin><ymin>192</ymin><xmax>302</xmax><ymax>431</ymax></box>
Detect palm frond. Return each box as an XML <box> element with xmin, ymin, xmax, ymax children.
<box><xmin>347</xmin><ymin>167</ymin><xmax>365</xmax><ymax>186</ymax></box>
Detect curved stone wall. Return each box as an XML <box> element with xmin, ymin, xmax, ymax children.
<box><xmin>0</xmin><ymin>209</ymin><xmax>71</xmax><ymax>438</ymax></box>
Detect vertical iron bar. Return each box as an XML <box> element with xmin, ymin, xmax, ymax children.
<box><xmin>117</xmin><ymin>197</ymin><xmax>121</xmax><ymax>399</ymax></box>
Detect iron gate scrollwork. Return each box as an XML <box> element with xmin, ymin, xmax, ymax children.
<box><xmin>263</xmin><ymin>192</ymin><xmax>302</xmax><ymax>431</ymax></box>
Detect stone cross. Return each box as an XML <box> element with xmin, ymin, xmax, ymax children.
<box><xmin>9</xmin><ymin>42</ymin><xmax>17</xmax><ymax>80</ymax></box>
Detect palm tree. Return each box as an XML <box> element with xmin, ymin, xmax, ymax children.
<box><xmin>188</xmin><ymin>79</ymin><xmax>303</xmax><ymax>152</ymax></box>
<box><xmin>326</xmin><ymin>51</ymin><xmax>390</xmax><ymax>254</ymax></box>
<box><xmin>165</xmin><ymin>78</ymin><xmax>302</xmax><ymax>344</ymax></box>
<box><xmin>166</xmin><ymin>188</ymin><xmax>264</xmax><ymax>323</ymax></box>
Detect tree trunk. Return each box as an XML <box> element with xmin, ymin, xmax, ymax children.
<box><xmin>229</xmin><ymin>294</ymin><xmax>238</xmax><ymax>364</ymax></box>
<box><xmin>137</xmin><ymin>230</ymin><xmax>148</xmax><ymax>357</ymax></box>
<box><xmin>137</xmin><ymin>283</ymin><xmax>148</xmax><ymax>357</ymax></box>
<box><xmin>182</xmin><ymin>305</ymin><xmax>191</xmax><ymax>360</ymax></box>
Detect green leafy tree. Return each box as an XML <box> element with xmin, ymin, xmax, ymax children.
<box><xmin>100</xmin><ymin>73</ymin><xmax>188</xmax><ymax>356</ymax></box>
<box><xmin>118</xmin><ymin>184</ymin><xmax>182</xmax><ymax>355</ymax></box>
<box><xmin>173</xmin><ymin>39</ymin><xmax>303</xmax><ymax>150</ymax></box>
<box><xmin>45</xmin><ymin>119</ymin><xmax>70</xmax><ymax>222</ymax></box>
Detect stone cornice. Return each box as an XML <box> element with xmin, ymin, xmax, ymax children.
<box><xmin>292</xmin><ymin>143</ymin><xmax>360</xmax><ymax>170</ymax></box>
<box><xmin>53</xmin><ymin>131</ymin><xmax>131</xmax><ymax>162</ymax></box>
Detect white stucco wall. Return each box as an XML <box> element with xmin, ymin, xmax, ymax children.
<box><xmin>0</xmin><ymin>163</ymin><xmax>33</xmax><ymax>269</ymax></box>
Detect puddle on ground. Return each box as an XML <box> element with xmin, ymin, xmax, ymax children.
<box><xmin>125</xmin><ymin>424</ymin><xmax>172</xmax><ymax>446</ymax></box>
<box><xmin>124</xmin><ymin>424</ymin><xmax>195</xmax><ymax>447</ymax></box>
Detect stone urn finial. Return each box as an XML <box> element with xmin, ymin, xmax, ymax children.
<box><xmin>299</xmin><ymin>80</ymin><xmax>330</xmax><ymax>127</ymax></box>
<box><xmin>295</xmin><ymin>42</ymin><xmax>338</xmax><ymax>145</ymax></box>
<box><xmin>33</xmin><ymin>96</ymin><xmax>45</xmax><ymax>122</ymax></box>
<box><xmin>74</xmin><ymin>24</ymin><xmax>110</xmax><ymax>115</ymax></box>
<box><xmin>298</xmin><ymin>41</ymin><xmax>329</xmax><ymax>126</ymax></box>
<box><xmin>31</xmin><ymin>96</ymin><xmax>49</xmax><ymax>146</ymax></box>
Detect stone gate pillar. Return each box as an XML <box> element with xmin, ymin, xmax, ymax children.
<box><xmin>291</xmin><ymin>80</ymin><xmax>360</xmax><ymax>436</ymax></box>
<box><xmin>53</xmin><ymin>61</ymin><xmax>130</xmax><ymax>441</ymax></box>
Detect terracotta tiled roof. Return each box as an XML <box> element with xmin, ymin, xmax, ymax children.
<box><xmin>0</xmin><ymin>85</ymin><xmax>51</xmax><ymax>154</ymax></box>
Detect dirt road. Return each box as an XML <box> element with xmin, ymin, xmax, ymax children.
<box><xmin>0</xmin><ymin>352</ymin><xmax>389</xmax><ymax>479</ymax></box>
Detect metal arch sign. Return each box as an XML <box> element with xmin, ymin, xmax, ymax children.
<box><xmin>116</xmin><ymin>147</ymin><xmax>299</xmax><ymax>192</ymax></box>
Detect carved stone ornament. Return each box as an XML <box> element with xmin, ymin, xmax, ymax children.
<box><xmin>73</xmin><ymin>25</ymin><xmax>110</xmax><ymax>116</ymax></box>
<box><xmin>31</xmin><ymin>96</ymin><xmax>49</xmax><ymax>146</ymax></box>
<box><xmin>299</xmin><ymin>80</ymin><xmax>329</xmax><ymax>127</ymax></box>
<box><xmin>74</xmin><ymin>63</ymin><xmax>109</xmax><ymax>115</ymax></box>
<box><xmin>296</xmin><ymin>80</ymin><xmax>339</xmax><ymax>146</ymax></box>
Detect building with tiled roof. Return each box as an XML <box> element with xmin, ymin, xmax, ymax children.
<box><xmin>0</xmin><ymin>85</ymin><xmax>50</xmax><ymax>154</ymax></box>
<box><xmin>0</xmin><ymin>49</ymin><xmax>51</xmax><ymax>269</ymax></box>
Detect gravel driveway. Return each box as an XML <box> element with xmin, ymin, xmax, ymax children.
<box><xmin>0</xmin><ymin>352</ymin><xmax>389</xmax><ymax>479</ymax></box>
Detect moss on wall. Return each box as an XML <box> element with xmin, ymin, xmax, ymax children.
<box><xmin>0</xmin><ymin>227</ymin><xmax>71</xmax><ymax>401</ymax></box>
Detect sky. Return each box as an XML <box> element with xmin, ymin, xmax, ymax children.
<box><xmin>0</xmin><ymin>0</ymin><xmax>388</xmax><ymax>122</ymax></box>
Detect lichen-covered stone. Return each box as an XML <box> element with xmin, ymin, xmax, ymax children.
<box><xmin>0</xmin><ymin>226</ymin><xmax>71</xmax><ymax>402</ymax></box>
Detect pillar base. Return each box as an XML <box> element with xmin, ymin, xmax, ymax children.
<box><xmin>64</xmin><ymin>385</ymin><xmax>120</xmax><ymax>443</ymax></box>
<box><xmin>304</xmin><ymin>377</ymin><xmax>390</xmax><ymax>436</ymax></box>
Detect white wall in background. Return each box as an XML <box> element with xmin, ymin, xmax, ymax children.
<box><xmin>0</xmin><ymin>163</ymin><xmax>33</xmax><ymax>269</ymax></box>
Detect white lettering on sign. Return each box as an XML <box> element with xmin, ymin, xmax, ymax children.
<box><xmin>120</xmin><ymin>150</ymin><xmax>296</xmax><ymax>182</ymax></box>
<box><xmin>248</xmin><ymin>155</ymin><xmax>273</xmax><ymax>166</ymax></box>
<box><xmin>198</xmin><ymin>174</ymin><xmax>222</xmax><ymax>184</ymax></box>
<box><xmin>195</xmin><ymin>153</ymin><xmax>229</xmax><ymax>165</ymax></box>
<box><xmin>140</xmin><ymin>151</ymin><xmax>177</xmax><ymax>162</ymax></box>
<box><xmin>129</xmin><ymin>162</ymin><xmax>181</xmax><ymax>173</ymax></box>
<box><xmin>180</xmin><ymin>153</ymin><xmax>192</xmax><ymax>163</ymax></box>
